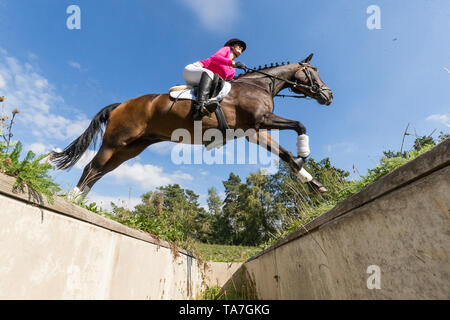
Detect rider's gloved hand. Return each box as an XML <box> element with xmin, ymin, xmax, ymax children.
<box><xmin>234</xmin><ymin>61</ymin><xmax>246</xmax><ymax>69</ymax></box>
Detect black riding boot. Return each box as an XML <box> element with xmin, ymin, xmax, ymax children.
<box><xmin>193</xmin><ymin>72</ymin><xmax>213</xmax><ymax>120</ymax></box>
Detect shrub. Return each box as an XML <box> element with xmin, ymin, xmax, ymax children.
<box><xmin>0</xmin><ymin>108</ymin><xmax>60</xmax><ymax>203</ymax></box>
<box><xmin>0</xmin><ymin>142</ymin><xmax>60</xmax><ymax>203</ymax></box>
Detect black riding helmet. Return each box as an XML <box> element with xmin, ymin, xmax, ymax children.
<box><xmin>224</xmin><ymin>38</ymin><xmax>247</xmax><ymax>52</ymax></box>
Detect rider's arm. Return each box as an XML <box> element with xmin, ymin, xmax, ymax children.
<box><xmin>209</xmin><ymin>47</ymin><xmax>233</xmax><ymax>66</ymax></box>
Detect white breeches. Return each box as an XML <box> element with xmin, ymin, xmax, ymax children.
<box><xmin>183</xmin><ymin>62</ymin><xmax>214</xmax><ymax>86</ymax></box>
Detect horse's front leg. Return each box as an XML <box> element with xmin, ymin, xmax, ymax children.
<box><xmin>246</xmin><ymin>131</ymin><xmax>327</xmax><ymax>193</ymax></box>
<box><xmin>256</xmin><ymin>113</ymin><xmax>306</xmax><ymax>135</ymax></box>
<box><xmin>256</xmin><ymin>113</ymin><xmax>311</xmax><ymax>158</ymax></box>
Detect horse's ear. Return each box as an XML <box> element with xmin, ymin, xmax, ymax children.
<box><xmin>301</xmin><ymin>53</ymin><xmax>314</xmax><ymax>63</ymax></box>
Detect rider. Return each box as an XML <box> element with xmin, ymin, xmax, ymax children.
<box><xmin>183</xmin><ymin>38</ymin><xmax>247</xmax><ymax>120</ymax></box>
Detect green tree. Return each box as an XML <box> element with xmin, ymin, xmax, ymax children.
<box><xmin>109</xmin><ymin>184</ymin><xmax>208</xmax><ymax>242</ymax></box>
<box><xmin>413</xmin><ymin>135</ymin><xmax>435</xmax><ymax>151</ymax></box>
<box><xmin>234</xmin><ymin>171</ymin><xmax>280</xmax><ymax>245</ymax></box>
<box><xmin>383</xmin><ymin>150</ymin><xmax>407</xmax><ymax>158</ymax></box>
<box><xmin>220</xmin><ymin>173</ymin><xmax>243</xmax><ymax>244</ymax></box>
<box><xmin>219</xmin><ymin>170</ymin><xmax>291</xmax><ymax>246</ymax></box>
<box><xmin>157</xmin><ymin>184</ymin><xmax>205</xmax><ymax>240</ymax></box>
<box><xmin>207</xmin><ymin>187</ymin><xmax>222</xmax><ymax>216</ymax></box>
<box><xmin>206</xmin><ymin>187</ymin><xmax>227</xmax><ymax>243</ymax></box>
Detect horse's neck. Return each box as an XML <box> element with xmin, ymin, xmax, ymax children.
<box><xmin>238</xmin><ymin>65</ymin><xmax>297</xmax><ymax>96</ymax></box>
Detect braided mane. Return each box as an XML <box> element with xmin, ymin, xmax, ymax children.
<box><xmin>234</xmin><ymin>61</ymin><xmax>291</xmax><ymax>80</ymax></box>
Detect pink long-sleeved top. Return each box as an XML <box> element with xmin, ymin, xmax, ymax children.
<box><xmin>200</xmin><ymin>46</ymin><xmax>235</xmax><ymax>79</ymax></box>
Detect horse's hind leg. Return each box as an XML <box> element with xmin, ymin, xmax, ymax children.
<box><xmin>74</xmin><ymin>137</ymin><xmax>162</xmax><ymax>198</ymax></box>
<box><xmin>70</xmin><ymin>144</ymin><xmax>116</xmax><ymax>199</ymax></box>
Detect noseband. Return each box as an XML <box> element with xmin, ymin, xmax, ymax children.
<box><xmin>281</xmin><ymin>63</ymin><xmax>330</xmax><ymax>101</ymax></box>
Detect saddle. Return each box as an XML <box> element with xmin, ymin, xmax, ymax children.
<box><xmin>169</xmin><ymin>74</ymin><xmax>230</xmax><ymax>103</ymax></box>
<box><xmin>169</xmin><ymin>74</ymin><xmax>231</xmax><ymax>149</ymax></box>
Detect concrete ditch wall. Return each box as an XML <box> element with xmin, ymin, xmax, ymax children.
<box><xmin>0</xmin><ymin>174</ymin><xmax>207</xmax><ymax>300</ymax></box>
<box><xmin>1</xmin><ymin>139</ymin><xmax>448</xmax><ymax>300</ymax></box>
<box><xmin>223</xmin><ymin>139</ymin><xmax>450</xmax><ymax>299</ymax></box>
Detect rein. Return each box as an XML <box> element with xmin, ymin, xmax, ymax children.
<box><xmin>238</xmin><ymin>63</ymin><xmax>324</xmax><ymax>99</ymax></box>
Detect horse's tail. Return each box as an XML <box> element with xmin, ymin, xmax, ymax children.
<box><xmin>51</xmin><ymin>103</ymin><xmax>121</xmax><ymax>170</ymax></box>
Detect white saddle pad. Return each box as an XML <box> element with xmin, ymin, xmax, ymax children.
<box><xmin>169</xmin><ymin>82</ymin><xmax>231</xmax><ymax>101</ymax></box>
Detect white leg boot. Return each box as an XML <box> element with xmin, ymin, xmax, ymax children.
<box><xmin>296</xmin><ymin>168</ymin><xmax>313</xmax><ymax>183</ymax></box>
<box><xmin>68</xmin><ymin>186</ymin><xmax>90</xmax><ymax>202</ymax></box>
<box><xmin>296</xmin><ymin>168</ymin><xmax>328</xmax><ymax>193</ymax></box>
<box><xmin>297</xmin><ymin>134</ymin><xmax>311</xmax><ymax>158</ymax></box>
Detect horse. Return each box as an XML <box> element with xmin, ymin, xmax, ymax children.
<box><xmin>51</xmin><ymin>53</ymin><xmax>333</xmax><ymax>199</ymax></box>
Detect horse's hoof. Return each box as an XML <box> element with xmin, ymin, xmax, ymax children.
<box><xmin>307</xmin><ymin>179</ymin><xmax>328</xmax><ymax>194</ymax></box>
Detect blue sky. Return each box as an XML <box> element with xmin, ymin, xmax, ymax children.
<box><xmin>0</xmin><ymin>0</ymin><xmax>449</xmax><ymax>209</ymax></box>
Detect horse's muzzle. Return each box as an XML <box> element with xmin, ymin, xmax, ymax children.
<box><xmin>319</xmin><ymin>88</ymin><xmax>333</xmax><ymax>106</ymax></box>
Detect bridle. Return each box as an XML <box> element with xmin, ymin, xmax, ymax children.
<box><xmin>237</xmin><ymin>63</ymin><xmax>329</xmax><ymax>100</ymax></box>
<box><xmin>295</xmin><ymin>63</ymin><xmax>328</xmax><ymax>99</ymax></box>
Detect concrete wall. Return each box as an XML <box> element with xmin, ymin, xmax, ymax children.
<box><xmin>223</xmin><ymin>139</ymin><xmax>450</xmax><ymax>299</ymax></box>
<box><xmin>203</xmin><ymin>262</ymin><xmax>242</xmax><ymax>288</ymax></box>
<box><xmin>0</xmin><ymin>174</ymin><xmax>206</xmax><ymax>300</ymax></box>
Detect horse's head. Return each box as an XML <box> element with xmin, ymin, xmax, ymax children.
<box><xmin>290</xmin><ymin>53</ymin><xmax>333</xmax><ymax>106</ymax></box>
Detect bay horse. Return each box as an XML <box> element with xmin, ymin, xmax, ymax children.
<box><xmin>51</xmin><ymin>53</ymin><xmax>333</xmax><ymax>199</ymax></box>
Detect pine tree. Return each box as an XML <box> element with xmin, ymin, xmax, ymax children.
<box><xmin>206</xmin><ymin>187</ymin><xmax>223</xmax><ymax>243</ymax></box>
<box><xmin>221</xmin><ymin>173</ymin><xmax>243</xmax><ymax>244</ymax></box>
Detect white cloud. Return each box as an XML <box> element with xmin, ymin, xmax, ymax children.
<box><xmin>30</xmin><ymin>113</ymin><xmax>90</xmax><ymax>141</ymax></box>
<box><xmin>0</xmin><ymin>73</ymin><xmax>5</xmax><ymax>88</ymax></box>
<box><xmin>0</xmin><ymin>49</ymin><xmax>90</xmax><ymax>141</ymax></box>
<box><xmin>28</xmin><ymin>53</ymin><xmax>38</xmax><ymax>61</ymax></box>
<box><xmin>180</xmin><ymin>0</ymin><xmax>240</xmax><ymax>33</ymax></box>
<box><xmin>148</xmin><ymin>141</ymin><xmax>175</xmax><ymax>155</ymax></box>
<box><xmin>68</xmin><ymin>60</ymin><xmax>81</xmax><ymax>70</ymax></box>
<box><xmin>86</xmin><ymin>192</ymin><xmax>141</xmax><ymax>211</ymax></box>
<box><xmin>26</xmin><ymin>142</ymin><xmax>49</xmax><ymax>154</ymax></box>
<box><xmin>109</xmin><ymin>162</ymin><xmax>193</xmax><ymax>190</ymax></box>
<box><xmin>325</xmin><ymin>142</ymin><xmax>357</xmax><ymax>154</ymax></box>
<box><xmin>65</xmin><ymin>117</ymin><xmax>91</xmax><ymax>139</ymax></box>
<box><xmin>426</xmin><ymin>113</ymin><xmax>450</xmax><ymax>127</ymax></box>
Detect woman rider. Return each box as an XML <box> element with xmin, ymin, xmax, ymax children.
<box><xmin>183</xmin><ymin>38</ymin><xmax>247</xmax><ymax>120</ymax></box>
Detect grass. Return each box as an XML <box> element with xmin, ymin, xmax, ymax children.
<box><xmin>271</xmin><ymin>143</ymin><xmax>436</xmax><ymax>243</ymax></box>
<box><xmin>202</xmin><ymin>285</ymin><xmax>254</xmax><ymax>300</ymax></box>
<box><xmin>191</xmin><ymin>242</ymin><xmax>263</xmax><ymax>262</ymax></box>
<box><xmin>202</xmin><ymin>286</ymin><xmax>222</xmax><ymax>300</ymax></box>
